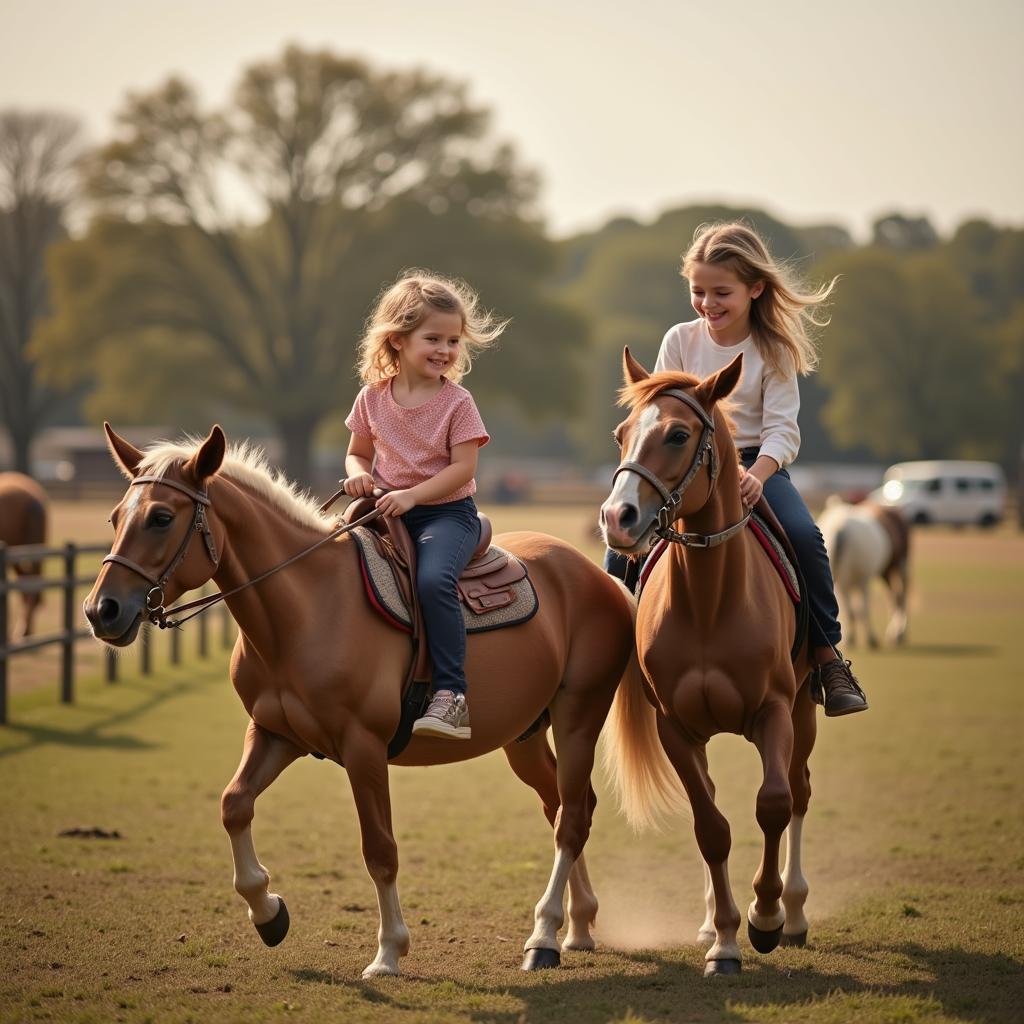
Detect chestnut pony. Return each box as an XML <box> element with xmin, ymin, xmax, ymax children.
<box><xmin>600</xmin><ymin>350</ymin><xmax>816</xmax><ymax>977</ymax></box>
<box><xmin>83</xmin><ymin>424</ymin><xmax>653</xmax><ymax>978</ymax></box>
<box><xmin>0</xmin><ymin>472</ymin><xmax>48</xmax><ymax>639</ymax></box>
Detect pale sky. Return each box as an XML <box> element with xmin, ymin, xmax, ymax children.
<box><xmin>3</xmin><ymin>0</ymin><xmax>1021</xmax><ymax>239</ymax></box>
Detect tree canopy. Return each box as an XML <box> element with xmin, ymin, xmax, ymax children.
<box><xmin>0</xmin><ymin>109</ymin><xmax>83</xmax><ymax>471</ymax></box>
<box><xmin>33</xmin><ymin>47</ymin><xmax>585</xmax><ymax>483</ymax></box>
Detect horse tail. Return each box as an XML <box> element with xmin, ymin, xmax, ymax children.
<box><xmin>601</xmin><ymin>579</ymin><xmax>688</xmax><ymax>832</ymax></box>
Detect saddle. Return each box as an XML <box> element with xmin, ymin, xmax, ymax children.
<box><xmin>341</xmin><ymin>496</ymin><xmax>538</xmax><ymax>758</ymax></box>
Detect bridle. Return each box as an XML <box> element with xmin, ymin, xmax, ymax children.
<box><xmin>103</xmin><ymin>476</ymin><xmax>218</xmax><ymax>625</ymax></box>
<box><xmin>102</xmin><ymin>475</ymin><xmax>381</xmax><ymax>629</ymax></box>
<box><xmin>611</xmin><ymin>388</ymin><xmax>750</xmax><ymax>548</ymax></box>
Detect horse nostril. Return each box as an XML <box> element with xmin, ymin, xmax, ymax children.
<box><xmin>98</xmin><ymin>597</ymin><xmax>121</xmax><ymax>625</ymax></box>
<box><xmin>620</xmin><ymin>504</ymin><xmax>639</xmax><ymax>529</ymax></box>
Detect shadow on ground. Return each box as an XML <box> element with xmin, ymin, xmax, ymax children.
<box><xmin>288</xmin><ymin>940</ymin><xmax>1020</xmax><ymax>1024</ymax></box>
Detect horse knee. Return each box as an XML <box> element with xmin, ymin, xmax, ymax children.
<box><xmin>756</xmin><ymin>784</ymin><xmax>793</xmax><ymax>836</ymax></box>
<box><xmin>553</xmin><ymin>805</ymin><xmax>589</xmax><ymax>860</ymax></box>
<box><xmin>362</xmin><ymin>834</ymin><xmax>399</xmax><ymax>886</ymax></box>
<box><xmin>695</xmin><ymin>819</ymin><xmax>732</xmax><ymax>865</ymax></box>
<box><xmin>221</xmin><ymin>784</ymin><xmax>255</xmax><ymax>834</ymax></box>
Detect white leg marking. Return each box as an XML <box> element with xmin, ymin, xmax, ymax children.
<box><xmin>362</xmin><ymin>878</ymin><xmax>411</xmax><ymax>978</ymax></box>
<box><xmin>697</xmin><ymin>861</ymin><xmax>716</xmax><ymax>945</ymax></box>
<box><xmin>781</xmin><ymin>815</ymin><xmax>809</xmax><ymax>937</ymax></box>
<box><xmin>747</xmin><ymin>899</ymin><xmax>786</xmax><ymax>932</ymax></box>
<box><xmin>229</xmin><ymin>828</ymin><xmax>281</xmax><ymax>926</ymax></box>
<box><xmin>705</xmin><ymin>862</ymin><xmax>741</xmax><ymax>964</ymax></box>
<box><xmin>525</xmin><ymin>847</ymin><xmax>575</xmax><ymax>951</ymax></box>
<box><xmin>563</xmin><ymin>853</ymin><xmax>599</xmax><ymax>951</ymax></box>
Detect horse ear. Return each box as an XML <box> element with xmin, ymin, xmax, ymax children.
<box><xmin>623</xmin><ymin>347</ymin><xmax>650</xmax><ymax>385</ymax></box>
<box><xmin>104</xmin><ymin>423</ymin><xmax>144</xmax><ymax>478</ymax></box>
<box><xmin>695</xmin><ymin>353</ymin><xmax>743</xmax><ymax>407</ymax></box>
<box><xmin>184</xmin><ymin>425</ymin><xmax>226</xmax><ymax>485</ymax></box>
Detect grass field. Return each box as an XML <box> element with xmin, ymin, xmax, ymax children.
<box><xmin>2</xmin><ymin>502</ymin><xmax>1023</xmax><ymax>1023</ymax></box>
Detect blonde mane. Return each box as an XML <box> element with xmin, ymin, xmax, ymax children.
<box><xmin>137</xmin><ymin>438</ymin><xmax>332</xmax><ymax>533</ymax></box>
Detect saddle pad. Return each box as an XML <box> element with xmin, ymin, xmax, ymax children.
<box><xmin>350</xmin><ymin>526</ymin><xmax>538</xmax><ymax>634</ymax></box>
<box><xmin>636</xmin><ymin>515</ymin><xmax>800</xmax><ymax>605</ymax></box>
<box><xmin>748</xmin><ymin>511</ymin><xmax>801</xmax><ymax>604</ymax></box>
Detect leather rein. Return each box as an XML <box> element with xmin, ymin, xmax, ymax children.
<box><xmin>102</xmin><ymin>475</ymin><xmax>381</xmax><ymax>630</ymax></box>
<box><xmin>612</xmin><ymin>388</ymin><xmax>750</xmax><ymax>549</ymax></box>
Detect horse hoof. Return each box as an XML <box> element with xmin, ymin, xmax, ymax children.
<box><xmin>747</xmin><ymin>919</ymin><xmax>782</xmax><ymax>954</ymax></box>
<box><xmin>254</xmin><ymin>897</ymin><xmax>290</xmax><ymax>947</ymax></box>
<box><xmin>780</xmin><ymin>930</ymin><xmax>807</xmax><ymax>948</ymax></box>
<box><xmin>521</xmin><ymin>947</ymin><xmax>561</xmax><ymax>971</ymax></box>
<box><xmin>562</xmin><ymin>936</ymin><xmax>596</xmax><ymax>952</ymax></box>
<box><xmin>704</xmin><ymin>958</ymin><xmax>742</xmax><ymax>978</ymax></box>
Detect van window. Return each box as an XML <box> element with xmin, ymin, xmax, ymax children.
<box><xmin>924</xmin><ymin>479</ymin><xmax>941</xmax><ymax>493</ymax></box>
<box><xmin>955</xmin><ymin>479</ymin><xmax>972</xmax><ymax>493</ymax></box>
<box><xmin>978</xmin><ymin>478</ymin><xmax>995</xmax><ymax>491</ymax></box>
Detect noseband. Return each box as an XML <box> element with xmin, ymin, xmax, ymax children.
<box><xmin>102</xmin><ymin>474</ymin><xmax>385</xmax><ymax>630</ymax></box>
<box><xmin>612</xmin><ymin>389</ymin><xmax>750</xmax><ymax>548</ymax></box>
<box><xmin>102</xmin><ymin>476</ymin><xmax>218</xmax><ymax>625</ymax></box>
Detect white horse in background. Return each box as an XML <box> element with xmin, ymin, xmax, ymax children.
<box><xmin>817</xmin><ymin>496</ymin><xmax>911</xmax><ymax>648</ymax></box>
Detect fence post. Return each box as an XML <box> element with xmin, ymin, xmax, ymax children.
<box><xmin>170</xmin><ymin>622</ymin><xmax>181</xmax><ymax>666</ymax></box>
<box><xmin>61</xmin><ymin>543</ymin><xmax>76</xmax><ymax>704</ymax></box>
<box><xmin>106</xmin><ymin>647</ymin><xmax>118</xmax><ymax>683</ymax></box>
<box><xmin>0</xmin><ymin>543</ymin><xmax>8</xmax><ymax>725</ymax></box>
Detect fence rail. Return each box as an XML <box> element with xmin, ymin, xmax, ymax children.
<box><xmin>0</xmin><ymin>540</ymin><xmax>233</xmax><ymax>724</ymax></box>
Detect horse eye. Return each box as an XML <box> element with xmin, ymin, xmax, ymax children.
<box><xmin>148</xmin><ymin>511</ymin><xmax>174</xmax><ymax>529</ymax></box>
<box><xmin>667</xmin><ymin>430</ymin><xmax>689</xmax><ymax>446</ymax></box>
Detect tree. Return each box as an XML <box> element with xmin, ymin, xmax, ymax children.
<box><xmin>871</xmin><ymin>213</ymin><xmax>939</xmax><ymax>251</ymax></box>
<box><xmin>34</xmin><ymin>47</ymin><xmax>583</xmax><ymax>483</ymax></box>
<box><xmin>0</xmin><ymin>109</ymin><xmax>82</xmax><ymax>471</ymax></box>
<box><xmin>818</xmin><ymin>247</ymin><xmax>1006</xmax><ymax>460</ymax></box>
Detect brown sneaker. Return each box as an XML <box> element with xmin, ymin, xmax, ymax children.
<box><xmin>816</xmin><ymin>658</ymin><xmax>869</xmax><ymax>717</ymax></box>
<box><xmin>412</xmin><ymin>690</ymin><xmax>471</xmax><ymax>739</ymax></box>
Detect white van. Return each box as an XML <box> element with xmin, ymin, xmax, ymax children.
<box><xmin>870</xmin><ymin>461</ymin><xmax>1007</xmax><ymax>527</ymax></box>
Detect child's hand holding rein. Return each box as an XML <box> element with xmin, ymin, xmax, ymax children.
<box><xmin>738</xmin><ymin>466</ymin><xmax>763</xmax><ymax>509</ymax></box>
<box><xmin>343</xmin><ymin>473</ymin><xmax>376</xmax><ymax>498</ymax></box>
<box><xmin>376</xmin><ymin>489</ymin><xmax>418</xmax><ymax>517</ymax></box>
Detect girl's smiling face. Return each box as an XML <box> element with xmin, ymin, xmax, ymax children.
<box><xmin>688</xmin><ymin>261</ymin><xmax>764</xmax><ymax>344</ymax></box>
<box><xmin>391</xmin><ymin>309</ymin><xmax>464</xmax><ymax>384</ymax></box>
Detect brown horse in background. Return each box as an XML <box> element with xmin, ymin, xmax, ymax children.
<box><xmin>599</xmin><ymin>350</ymin><xmax>816</xmax><ymax>977</ymax></box>
<box><xmin>82</xmin><ymin>425</ymin><xmax>661</xmax><ymax>978</ymax></box>
<box><xmin>0</xmin><ymin>472</ymin><xmax>48</xmax><ymax>639</ymax></box>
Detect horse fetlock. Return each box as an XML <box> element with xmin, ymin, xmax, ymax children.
<box><xmin>235</xmin><ymin>866</ymin><xmax>271</xmax><ymax>904</ymax></box>
<box><xmin>705</xmin><ymin>939</ymin><xmax>741</xmax><ymax>964</ymax></box>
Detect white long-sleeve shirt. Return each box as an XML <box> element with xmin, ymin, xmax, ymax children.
<box><xmin>653</xmin><ymin>318</ymin><xmax>801</xmax><ymax>468</ymax></box>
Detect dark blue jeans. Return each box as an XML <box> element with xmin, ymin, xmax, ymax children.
<box><xmin>603</xmin><ymin>449</ymin><xmax>841</xmax><ymax>647</ymax></box>
<box><xmin>402</xmin><ymin>497</ymin><xmax>481</xmax><ymax>695</ymax></box>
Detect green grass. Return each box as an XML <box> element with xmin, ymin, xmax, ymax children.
<box><xmin>1</xmin><ymin>516</ymin><xmax>1022</xmax><ymax>1023</ymax></box>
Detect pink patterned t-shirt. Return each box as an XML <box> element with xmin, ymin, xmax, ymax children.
<box><xmin>345</xmin><ymin>378</ymin><xmax>489</xmax><ymax>504</ymax></box>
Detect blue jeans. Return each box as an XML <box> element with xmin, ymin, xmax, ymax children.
<box><xmin>402</xmin><ymin>497</ymin><xmax>481</xmax><ymax>695</ymax></box>
<box><xmin>603</xmin><ymin>449</ymin><xmax>841</xmax><ymax>647</ymax></box>
<box><xmin>739</xmin><ymin>449</ymin><xmax>841</xmax><ymax>648</ymax></box>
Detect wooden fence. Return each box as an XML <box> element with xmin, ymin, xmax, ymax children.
<box><xmin>0</xmin><ymin>540</ymin><xmax>233</xmax><ymax>725</ymax></box>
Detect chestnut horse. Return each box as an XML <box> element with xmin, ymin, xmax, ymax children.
<box><xmin>0</xmin><ymin>472</ymin><xmax>48</xmax><ymax>639</ymax></box>
<box><xmin>83</xmin><ymin>425</ymin><xmax>655</xmax><ymax>978</ymax></box>
<box><xmin>817</xmin><ymin>496</ymin><xmax>910</xmax><ymax>647</ymax></box>
<box><xmin>599</xmin><ymin>350</ymin><xmax>816</xmax><ymax>977</ymax></box>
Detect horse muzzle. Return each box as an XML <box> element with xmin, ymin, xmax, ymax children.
<box><xmin>83</xmin><ymin>589</ymin><xmax>146</xmax><ymax>647</ymax></box>
<box><xmin>599</xmin><ymin>500</ymin><xmax>653</xmax><ymax>554</ymax></box>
